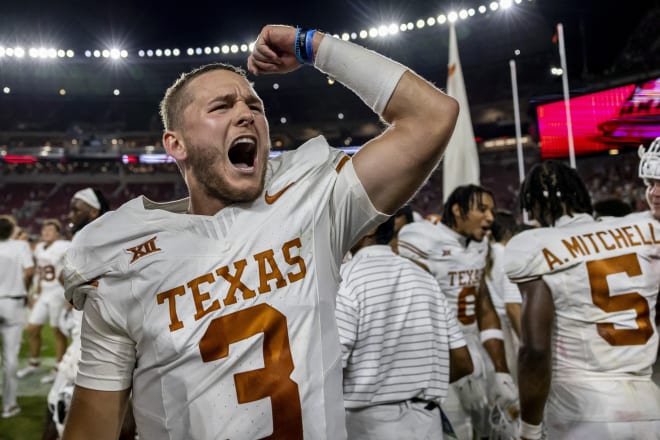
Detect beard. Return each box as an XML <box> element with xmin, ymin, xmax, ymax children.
<box><xmin>186</xmin><ymin>141</ymin><xmax>268</xmax><ymax>205</ymax></box>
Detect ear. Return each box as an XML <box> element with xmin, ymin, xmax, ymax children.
<box><xmin>451</xmin><ymin>203</ymin><xmax>461</xmax><ymax>220</ymax></box>
<box><xmin>163</xmin><ymin>131</ymin><xmax>187</xmax><ymax>161</ymax></box>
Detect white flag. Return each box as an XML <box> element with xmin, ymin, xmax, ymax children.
<box><xmin>443</xmin><ymin>22</ymin><xmax>480</xmax><ymax>201</ymax></box>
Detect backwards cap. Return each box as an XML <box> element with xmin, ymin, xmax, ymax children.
<box><xmin>72</xmin><ymin>188</ymin><xmax>101</xmax><ymax>210</ymax></box>
<box><xmin>639</xmin><ymin>137</ymin><xmax>660</xmax><ymax>179</ymax></box>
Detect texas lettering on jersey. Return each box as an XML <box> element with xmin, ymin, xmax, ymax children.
<box><xmin>156</xmin><ymin>237</ymin><xmax>307</xmax><ymax>332</ymax></box>
<box><xmin>541</xmin><ymin>221</ymin><xmax>659</xmax><ymax>271</ymax></box>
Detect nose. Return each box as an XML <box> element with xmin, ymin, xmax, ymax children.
<box><xmin>235</xmin><ymin>101</ymin><xmax>254</xmax><ymax>127</ymax></box>
<box><xmin>651</xmin><ymin>182</ymin><xmax>660</xmax><ymax>195</ymax></box>
<box><xmin>485</xmin><ymin>209</ymin><xmax>494</xmax><ymax>223</ymax></box>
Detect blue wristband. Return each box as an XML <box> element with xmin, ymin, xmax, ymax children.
<box><xmin>294</xmin><ymin>27</ymin><xmax>305</xmax><ymax>64</ymax></box>
<box><xmin>305</xmin><ymin>29</ymin><xmax>316</xmax><ymax>63</ymax></box>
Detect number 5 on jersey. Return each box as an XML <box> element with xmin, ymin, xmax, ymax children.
<box><xmin>587</xmin><ymin>253</ymin><xmax>654</xmax><ymax>346</ymax></box>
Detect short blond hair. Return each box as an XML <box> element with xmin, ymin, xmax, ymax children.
<box><xmin>159</xmin><ymin>63</ymin><xmax>247</xmax><ymax>131</ymax></box>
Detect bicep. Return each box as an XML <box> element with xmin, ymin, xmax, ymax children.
<box><xmin>518</xmin><ymin>279</ymin><xmax>555</xmax><ymax>351</ymax></box>
<box><xmin>63</xmin><ymin>385</ymin><xmax>131</xmax><ymax>440</ymax></box>
<box><xmin>352</xmin><ymin>71</ymin><xmax>458</xmax><ymax>214</ymax></box>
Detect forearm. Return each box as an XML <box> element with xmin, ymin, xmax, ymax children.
<box><xmin>506</xmin><ymin>302</ymin><xmax>522</xmax><ymax>337</ymax></box>
<box><xmin>449</xmin><ymin>345</ymin><xmax>474</xmax><ymax>382</ymax></box>
<box><xmin>518</xmin><ymin>346</ymin><xmax>551</xmax><ymax>425</ymax></box>
<box><xmin>62</xmin><ymin>386</ymin><xmax>131</xmax><ymax>440</ymax></box>
<box><xmin>477</xmin><ymin>284</ymin><xmax>509</xmax><ymax>372</ymax></box>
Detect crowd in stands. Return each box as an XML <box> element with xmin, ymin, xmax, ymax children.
<box><xmin>0</xmin><ymin>144</ymin><xmax>647</xmax><ymax>240</ymax></box>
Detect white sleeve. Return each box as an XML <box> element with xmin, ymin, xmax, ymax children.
<box><xmin>75</xmin><ymin>295</ymin><xmax>135</xmax><ymax>391</ymax></box>
<box><xmin>335</xmin><ymin>283</ymin><xmax>359</xmax><ymax>369</ymax></box>
<box><xmin>443</xmin><ymin>293</ymin><xmax>467</xmax><ymax>349</ymax></box>
<box><xmin>330</xmin><ymin>156</ymin><xmax>389</xmax><ymax>259</ymax></box>
<box><xmin>503</xmin><ymin>277</ymin><xmax>522</xmax><ymax>304</ymax></box>
<box><xmin>20</xmin><ymin>241</ymin><xmax>34</xmax><ymax>269</ymax></box>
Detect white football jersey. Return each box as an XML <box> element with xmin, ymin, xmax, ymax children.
<box><xmin>0</xmin><ymin>239</ymin><xmax>34</xmax><ymax>297</ymax></box>
<box><xmin>34</xmin><ymin>240</ymin><xmax>70</xmax><ymax>295</ymax></box>
<box><xmin>505</xmin><ymin>213</ymin><xmax>660</xmax><ymax>378</ymax></box>
<box><xmin>397</xmin><ymin>220</ymin><xmax>489</xmax><ymax>334</ymax></box>
<box><xmin>65</xmin><ymin>136</ymin><xmax>386</xmax><ymax>440</ymax></box>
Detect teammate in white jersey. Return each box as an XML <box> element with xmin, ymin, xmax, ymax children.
<box><xmin>17</xmin><ymin>219</ymin><xmax>70</xmax><ymax>382</ymax></box>
<box><xmin>61</xmin><ymin>24</ymin><xmax>459</xmax><ymax>440</ymax></box>
<box><xmin>485</xmin><ymin>210</ymin><xmax>522</xmax><ymax>378</ymax></box>
<box><xmin>505</xmin><ymin>160</ymin><xmax>660</xmax><ymax>440</ymax></box>
<box><xmin>42</xmin><ymin>188</ymin><xmax>115</xmax><ymax>440</ymax></box>
<box><xmin>397</xmin><ymin>185</ymin><xmax>518</xmax><ymax>440</ymax></box>
<box><xmin>0</xmin><ymin>215</ymin><xmax>34</xmax><ymax>418</ymax></box>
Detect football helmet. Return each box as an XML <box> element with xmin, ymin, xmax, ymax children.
<box><xmin>639</xmin><ymin>137</ymin><xmax>660</xmax><ymax>180</ymax></box>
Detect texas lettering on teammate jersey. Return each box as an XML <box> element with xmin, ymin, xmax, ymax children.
<box><xmin>397</xmin><ymin>220</ymin><xmax>488</xmax><ymax>332</ymax></box>
<box><xmin>504</xmin><ymin>212</ymin><xmax>660</xmax><ymax>377</ymax></box>
<box><xmin>64</xmin><ymin>136</ymin><xmax>387</xmax><ymax>440</ymax></box>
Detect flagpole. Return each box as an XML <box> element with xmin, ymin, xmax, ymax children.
<box><xmin>557</xmin><ymin>23</ymin><xmax>576</xmax><ymax>169</ymax></box>
<box><xmin>509</xmin><ymin>59</ymin><xmax>531</xmax><ymax>224</ymax></box>
<box><xmin>509</xmin><ymin>59</ymin><xmax>525</xmax><ymax>185</ymax></box>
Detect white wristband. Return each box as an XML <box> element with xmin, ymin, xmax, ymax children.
<box><xmin>519</xmin><ymin>420</ymin><xmax>543</xmax><ymax>439</ymax></box>
<box><xmin>313</xmin><ymin>35</ymin><xmax>407</xmax><ymax>115</ymax></box>
<box><xmin>480</xmin><ymin>328</ymin><xmax>504</xmax><ymax>343</ymax></box>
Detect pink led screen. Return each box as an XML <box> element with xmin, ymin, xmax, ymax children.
<box><xmin>537</xmin><ymin>78</ymin><xmax>660</xmax><ymax>158</ymax></box>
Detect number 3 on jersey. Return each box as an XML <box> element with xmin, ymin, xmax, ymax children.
<box><xmin>587</xmin><ymin>253</ymin><xmax>654</xmax><ymax>346</ymax></box>
<box><xmin>199</xmin><ymin>304</ymin><xmax>303</xmax><ymax>439</ymax></box>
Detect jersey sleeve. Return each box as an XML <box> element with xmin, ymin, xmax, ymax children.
<box><xmin>329</xmin><ymin>151</ymin><xmax>389</xmax><ymax>258</ymax></box>
<box><xmin>396</xmin><ymin>221</ymin><xmax>437</xmax><ymax>265</ymax></box>
<box><xmin>19</xmin><ymin>241</ymin><xmax>34</xmax><ymax>269</ymax></box>
<box><xmin>503</xmin><ymin>229</ymin><xmax>553</xmax><ymax>283</ymax></box>
<box><xmin>75</xmin><ymin>285</ymin><xmax>135</xmax><ymax>391</ymax></box>
<box><xmin>443</xmin><ymin>293</ymin><xmax>467</xmax><ymax>349</ymax></box>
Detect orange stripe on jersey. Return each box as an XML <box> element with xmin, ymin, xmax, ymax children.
<box><xmin>335</xmin><ymin>155</ymin><xmax>350</xmax><ymax>174</ymax></box>
<box><xmin>397</xmin><ymin>241</ymin><xmax>430</xmax><ymax>259</ymax></box>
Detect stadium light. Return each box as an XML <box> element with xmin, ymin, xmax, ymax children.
<box><xmin>551</xmin><ymin>67</ymin><xmax>563</xmax><ymax>76</ymax></box>
<box><xmin>59</xmin><ymin>89</ymin><xmax>66</xmax><ymax>96</ymax></box>
<box><xmin>3</xmin><ymin>87</ymin><xmax>10</xmax><ymax>94</ymax></box>
<box><xmin>0</xmin><ymin>2</ymin><xmax>535</xmax><ymax>64</ymax></box>
<box><xmin>113</xmin><ymin>89</ymin><xmax>120</xmax><ymax>96</ymax></box>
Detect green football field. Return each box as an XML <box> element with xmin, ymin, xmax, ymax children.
<box><xmin>0</xmin><ymin>324</ymin><xmax>58</xmax><ymax>440</ymax></box>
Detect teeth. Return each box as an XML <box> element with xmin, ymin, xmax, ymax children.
<box><xmin>232</xmin><ymin>137</ymin><xmax>255</xmax><ymax>146</ymax></box>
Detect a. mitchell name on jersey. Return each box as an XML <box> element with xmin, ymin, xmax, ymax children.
<box><xmin>542</xmin><ymin>222</ymin><xmax>659</xmax><ymax>271</ymax></box>
<box><xmin>155</xmin><ymin>237</ymin><xmax>307</xmax><ymax>332</ymax></box>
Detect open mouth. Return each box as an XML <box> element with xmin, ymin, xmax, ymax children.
<box><xmin>228</xmin><ymin>137</ymin><xmax>257</xmax><ymax>170</ymax></box>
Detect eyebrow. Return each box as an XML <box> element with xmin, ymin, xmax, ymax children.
<box><xmin>207</xmin><ymin>93</ymin><xmax>262</xmax><ymax>107</ymax></box>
